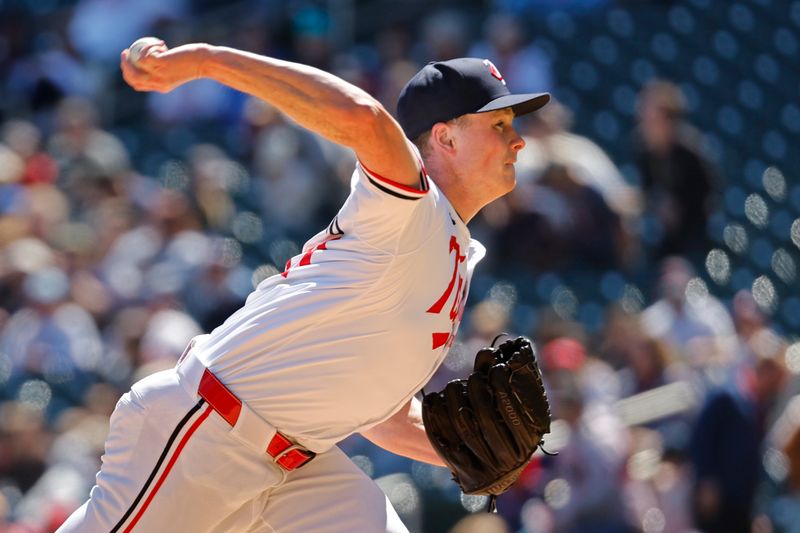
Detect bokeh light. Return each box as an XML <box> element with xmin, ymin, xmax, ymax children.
<box><xmin>763</xmin><ymin>447</ymin><xmax>789</xmax><ymax>483</ymax></box>
<box><xmin>350</xmin><ymin>455</ymin><xmax>374</xmax><ymax>478</ymax></box>
<box><xmin>551</xmin><ymin>286</ymin><xmax>578</xmax><ymax>319</ymax></box>
<box><xmin>441</xmin><ymin>341</ymin><xmax>471</xmax><ymax>373</ymax></box>
<box><xmin>642</xmin><ymin>507</ymin><xmax>666</xmax><ymax>533</ymax></box>
<box><xmin>543</xmin><ymin>479</ymin><xmax>571</xmax><ymax>509</ymax></box>
<box><xmin>791</xmin><ymin>219</ymin><xmax>800</xmax><ymax>249</ymax></box>
<box><xmin>231</xmin><ymin>211</ymin><xmax>264</xmax><ymax>244</ymax></box>
<box><xmin>745</xmin><ymin>193</ymin><xmax>769</xmax><ymax>229</ymax></box>
<box><xmin>772</xmin><ymin>249</ymin><xmax>797</xmax><ymax>283</ymax></box>
<box><xmin>685</xmin><ymin>277</ymin><xmax>709</xmax><ymax>306</ymax></box>
<box><xmin>268</xmin><ymin>239</ymin><xmax>299</xmax><ymax>269</ymax></box>
<box><xmin>706</xmin><ymin>249</ymin><xmax>731</xmax><ymax>285</ymax></box>
<box><xmin>621</xmin><ymin>284</ymin><xmax>645</xmax><ymax>313</ymax></box>
<box><xmin>763</xmin><ymin>166</ymin><xmax>787</xmax><ymax>201</ymax></box>
<box><xmin>752</xmin><ymin>275</ymin><xmax>778</xmax><ymax>313</ymax></box>
<box><xmin>488</xmin><ymin>281</ymin><xmax>518</xmax><ymax>310</ymax></box>
<box><xmin>460</xmin><ymin>493</ymin><xmax>490</xmax><ymax>513</ymax></box>
<box><xmin>250</xmin><ymin>264</ymin><xmax>279</xmax><ymax>288</ymax></box>
<box><xmin>18</xmin><ymin>380</ymin><xmax>52</xmax><ymax>412</ymax></box>
<box><xmin>391</xmin><ymin>480</ymin><xmax>420</xmax><ymax>515</ymax></box>
<box><xmin>724</xmin><ymin>222</ymin><xmax>749</xmax><ymax>253</ymax></box>
<box><xmin>219</xmin><ymin>238</ymin><xmax>243</xmax><ymax>268</ymax></box>
<box><xmin>786</xmin><ymin>343</ymin><xmax>800</xmax><ymax>374</ymax></box>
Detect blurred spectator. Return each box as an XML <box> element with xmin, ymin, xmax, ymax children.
<box><xmin>4</xmin><ymin>32</ymin><xmax>96</xmax><ymax>128</ymax></box>
<box><xmin>1</xmin><ymin>267</ymin><xmax>103</xmax><ymax>417</ymax></box>
<box><xmin>623</xmin><ymin>428</ymin><xmax>694</xmax><ymax>533</ymax></box>
<box><xmin>138</xmin><ymin>306</ymin><xmax>202</xmax><ymax>367</ymax></box>
<box><xmin>689</xmin><ymin>348</ymin><xmax>791</xmax><ymax>533</ymax></box>
<box><xmin>98</xmin><ymin>186</ymin><xmax>204</xmax><ymax>305</ymax></box>
<box><xmin>489</xmin><ymin>100</ymin><xmax>640</xmax><ymax>273</ymax></box>
<box><xmin>540</xmin><ymin>336</ymin><xmax>621</xmax><ymax>407</ymax></box>
<box><xmin>146</xmin><ymin>78</ymin><xmax>242</xmax><ymax>124</ymax></box>
<box><xmin>0</xmin><ymin>238</ymin><xmax>57</xmax><ymax>315</ymax></box>
<box><xmin>252</xmin><ymin>103</ymin><xmax>349</xmax><ymax>239</ymax></box>
<box><xmin>468</xmin><ymin>12</ymin><xmax>553</xmax><ymax>95</ymax></box>
<box><xmin>414</xmin><ymin>9</ymin><xmax>471</xmax><ymax>62</ymax></box>
<box><xmin>67</xmin><ymin>0</ymin><xmax>187</xmax><ymax>64</ymax></box>
<box><xmin>181</xmin><ymin>255</ymin><xmax>250</xmax><ymax>333</ymax></box>
<box><xmin>47</xmin><ymin>97</ymin><xmax>131</xmax><ymax>216</ymax></box>
<box><xmin>518</xmin><ymin>371</ymin><xmax>633</xmax><ymax>533</ymax></box>
<box><xmin>491</xmin><ymin>162</ymin><xmax>626</xmax><ymax>273</ymax></box>
<box><xmin>290</xmin><ymin>4</ymin><xmax>335</xmax><ymax>69</ymax></box>
<box><xmin>613</xmin><ymin>329</ymin><xmax>695</xmax><ymax>452</ymax></box>
<box><xmin>2</xmin><ymin>120</ymin><xmax>58</xmax><ymax>185</ymax></box>
<box><xmin>597</xmin><ymin>304</ymin><xmax>644</xmax><ymax>370</ymax></box>
<box><xmin>185</xmin><ymin>143</ymin><xmax>238</xmax><ymax>232</ymax></box>
<box><xmin>11</xmin><ymin>386</ymin><xmax>115</xmax><ymax>531</ymax></box>
<box><xmin>0</xmin><ymin>403</ymin><xmax>49</xmax><ymax>501</ymax></box>
<box><xmin>732</xmin><ymin>289</ymin><xmax>789</xmax><ymax>377</ymax></box>
<box><xmin>641</xmin><ymin>256</ymin><xmax>736</xmax><ymax>387</ymax></box>
<box><xmin>616</xmin><ymin>334</ymin><xmax>687</xmax><ymax>398</ymax></box>
<box><xmin>517</xmin><ymin>100</ymin><xmax>642</xmax><ymax>236</ymax></box>
<box><xmin>633</xmin><ymin>80</ymin><xmax>718</xmax><ymax>261</ymax></box>
<box><xmin>16</xmin><ymin>184</ymin><xmax>71</xmax><ymax>246</ymax></box>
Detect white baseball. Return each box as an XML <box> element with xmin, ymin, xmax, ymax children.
<box><xmin>128</xmin><ymin>37</ymin><xmax>162</xmax><ymax>66</ymax></box>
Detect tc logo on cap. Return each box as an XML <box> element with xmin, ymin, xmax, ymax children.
<box><xmin>483</xmin><ymin>59</ymin><xmax>506</xmax><ymax>86</ymax></box>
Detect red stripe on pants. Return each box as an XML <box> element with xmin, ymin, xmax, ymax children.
<box><xmin>123</xmin><ymin>405</ymin><xmax>214</xmax><ymax>532</ymax></box>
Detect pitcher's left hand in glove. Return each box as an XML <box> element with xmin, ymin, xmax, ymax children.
<box><xmin>422</xmin><ymin>336</ymin><xmax>552</xmax><ymax>500</ymax></box>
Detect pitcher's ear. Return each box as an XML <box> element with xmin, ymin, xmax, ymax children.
<box><xmin>431</xmin><ymin>122</ymin><xmax>456</xmax><ymax>151</ymax></box>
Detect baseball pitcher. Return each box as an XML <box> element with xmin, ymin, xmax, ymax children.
<box><xmin>58</xmin><ymin>39</ymin><xmax>551</xmax><ymax>532</ymax></box>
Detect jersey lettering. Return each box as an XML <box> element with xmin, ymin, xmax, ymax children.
<box><xmin>427</xmin><ymin>236</ymin><xmax>465</xmax><ymax>313</ymax></box>
<box><xmin>427</xmin><ymin>235</ymin><xmax>467</xmax><ymax>349</ymax></box>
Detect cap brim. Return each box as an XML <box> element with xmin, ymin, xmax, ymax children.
<box><xmin>477</xmin><ymin>92</ymin><xmax>551</xmax><ymax>117</ymax></box>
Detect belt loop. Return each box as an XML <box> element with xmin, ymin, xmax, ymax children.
<box><xmin>271</xmin><ymin>444</ymin><xmax>316</xmax><ymax>470</ymax></box>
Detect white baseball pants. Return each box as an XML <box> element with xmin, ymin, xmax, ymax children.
<box><xmin>57</xmin><ymin>363</ymin><xmax>408</xmax><ymax>532</ymax></box>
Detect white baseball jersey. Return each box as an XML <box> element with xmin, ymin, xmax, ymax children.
<box><xmin>193</xmin><ymin>159</ymin><xmax>485</xmax><ymax>453</ymax></box>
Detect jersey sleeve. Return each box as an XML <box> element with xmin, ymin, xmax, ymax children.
<box><xmin>334</xmin><ymin>156</ymin><xmax>436</xmax><ymax>252</ymax></box>
<box><xmin>358</xmin><ymin>159</ymin><xmax>430</xmax><ymax>201</ymax></box>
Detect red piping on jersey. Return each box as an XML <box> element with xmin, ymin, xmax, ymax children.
<box><xmin>358</xmin><ymin>160</ymin><xmax>428</xmax><ymax>195</ymax></box>
<box><xmin>123</xmin><ymin>405</ymin><xmax>214</xmax><ymax>532</ymax></box>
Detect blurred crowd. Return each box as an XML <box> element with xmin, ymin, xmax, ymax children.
<box><xmin>1</xmin><ymin>1</ymin><xmax>798</xmax><ymax>532</ymax></box>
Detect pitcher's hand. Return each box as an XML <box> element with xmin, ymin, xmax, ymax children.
<box><xmin>121</xmin><ymin>40</ymin><xmax>211</xmax><ymax>93</ymax></box>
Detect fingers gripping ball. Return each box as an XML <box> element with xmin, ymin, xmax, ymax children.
<box><xmin>128</xmin><ymin>37</ymin><xmax>163</xmax><ymax>67</ymax></box>
<box><xmin>422</xmin><ymin>336</ymin><xmax>552</xmax><ymax>500</ymax></box>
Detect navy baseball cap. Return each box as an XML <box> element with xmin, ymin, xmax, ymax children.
<box><xmin>397</xmin><ymin>57</ymin><xmax>551</xmax><ymax>140</ymax></box>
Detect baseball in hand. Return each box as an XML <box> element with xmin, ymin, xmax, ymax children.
<box><xmin>128</xmin><ymin>37</ymin><xmax>163</xmax><ymax>66</ymax></box>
